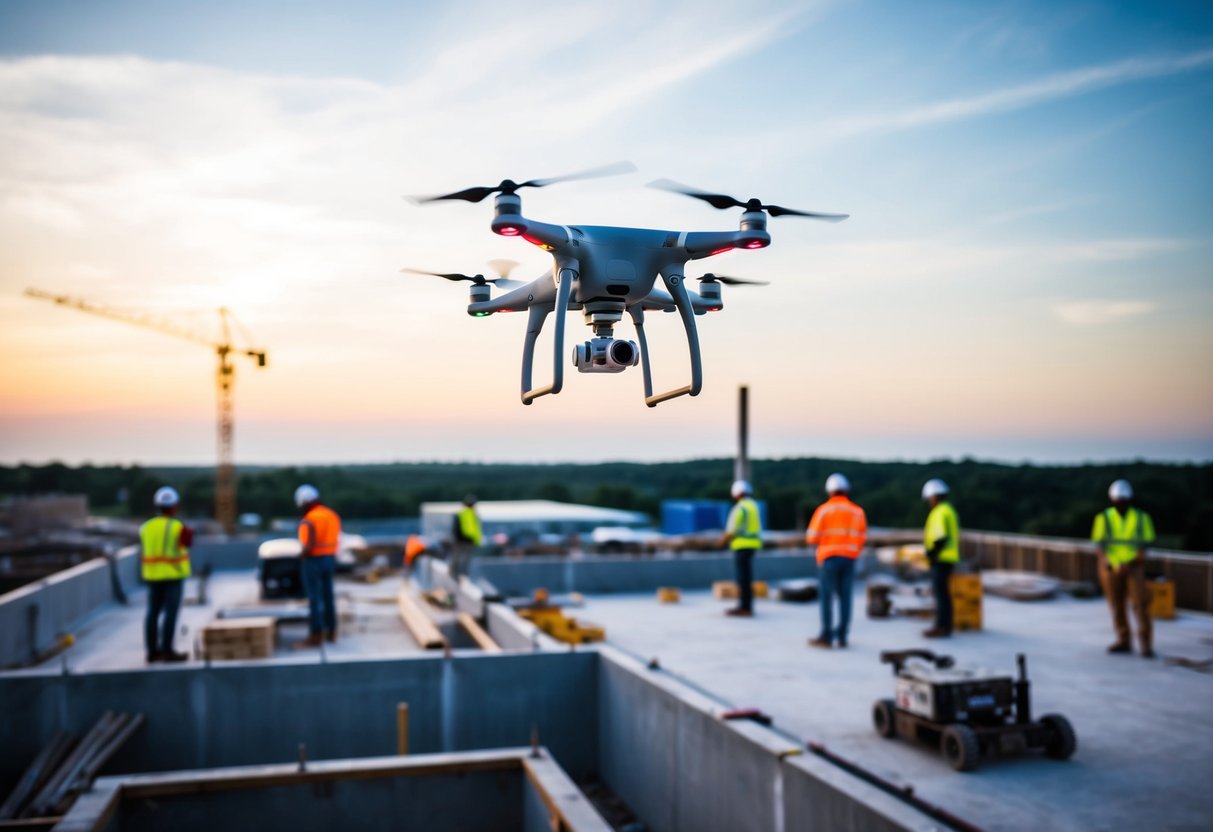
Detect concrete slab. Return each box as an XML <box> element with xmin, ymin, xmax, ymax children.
<box><xmin>579</xmin><ymin>586</ymin><xmax>1213</xmax><ymax>832</ymax></box>
<box><xmin>41</xmin><ymin>572</ymin><xmax>452</xmax><ymax>673</ymax></box>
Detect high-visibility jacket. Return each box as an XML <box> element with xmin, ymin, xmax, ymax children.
<box><xmin>924</xmin><ymin>501</ymin><xmax>960</xmax><ymax>564</ymax></box>
<box><xmin>456</xmin><ymin>506</ymin><xmax>483</xmax><ymax>546</ymax></box>
<box><xmin>727</xmin><ymin>497</ymin><xmax>763</xmax><ymax>551</ymax></box>
<box><xmin>140</xmin><ymin>515</ymin><xmax>191</xmax><ymax>581</ymax></box>
<box><xmin>299</xmin><ymin>504</ymin><xmax>341</xmax><ymax>556</ymax></box>
<box><xmin>1092</xmin><ymin>506</ymin><xmax>1155</xmax><ymax>567</ymax></box>
<box><xmin>806</xmin><ymin>495</ymin><xmax>868</xmax><ymax>563</ymax></box>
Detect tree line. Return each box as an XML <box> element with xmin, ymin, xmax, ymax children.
<box><xmin>2</xmin><ymin>458</ymin><xmax>1210</xmax><ymax>551</ymax></box>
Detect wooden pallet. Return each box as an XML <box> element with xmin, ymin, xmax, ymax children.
<box><xmin>200</xmin><ymin>617</ymin><xmax>276</xmax><ymax>660</ymax></box>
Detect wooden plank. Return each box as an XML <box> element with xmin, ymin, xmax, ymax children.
<box><xmin>397</xmin><ymin>588</ymin><xmax>448</xmax><ymax>650</ymax></box>
<box><xmin>522</xmin><ymin>752</ymin><xmax>614</xmax><ymax>832</ymax></box>
<box><xmin>457</xmin><ymin>612</ymin><xmax>501</xmax><ymax>653</ymax></box>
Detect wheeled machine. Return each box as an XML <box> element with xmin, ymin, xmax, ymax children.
<box><xmin>872</xmin><ymin>649</ymin><xmax>1076</xmax><ymax>771</ymax></box>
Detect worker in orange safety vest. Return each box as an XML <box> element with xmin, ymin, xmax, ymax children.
<box><xmin>805</xmin><ymin>474</ymin><xmax>868</xmax><ymax>649</ymax></box>
<box><xmin>294</xmin><ymin>483</ymin><xmax>341</xmax><ymax>648</ymax></box>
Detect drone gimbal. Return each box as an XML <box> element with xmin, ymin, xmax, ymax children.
<box><xmin>410</xmin><ymin>163</ymin><xmax>847</xmax><ymax>407</ymax></box>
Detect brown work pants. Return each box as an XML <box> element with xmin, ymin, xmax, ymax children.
<box><xmin>1099</xmin><ymin>558</ymin><xmax>1152</xmax><ymax>652</ymax></box>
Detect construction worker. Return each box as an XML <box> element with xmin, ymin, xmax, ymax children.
<box><xmin>806</xmin><ymin>474</ymin><xmax>868</xmax><ymax>649</ymax></box>
<box><xmin>1092</xmin><ymin>479</ymin><xmax>1156</xmax><ymax>658</ymax></box>
<box><xmin>921</xmin><ymin>478</ymin><xmax>960</xmax><ymax>638</ymax></box>
<box><xmin>720</xmin><ymin>480</ymin><xmax>763</xmax><ymax>617</ymax></box>
<box><xmin>294</xmin><ymin>484</ymin><xmax>341</xmax><ymax>648</ymax></box>
<box><xmin>140</xmin><ymin>486</ymin><xmax>192</xmax><ymax>663</ymax></box>
<box><xmin>450</xmin><ymin>494</ymin><xmax>483</xmax><ymax>579</ymax></box>
<box><xmin>404</xmin><ymin>534</ymin><xmax>427</xmax><ymax>580</ymax></box>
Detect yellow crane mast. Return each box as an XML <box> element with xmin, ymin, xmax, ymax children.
<box><xmin>25</xmin><ymin>288</ymin><xmax>267</xmax><ymax>534</ymax></box>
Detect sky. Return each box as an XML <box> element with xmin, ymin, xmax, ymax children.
<box><xmin>0</xmin><ymin>0</ymin><xmax>1211</xmax><ymax>468</ymax></box>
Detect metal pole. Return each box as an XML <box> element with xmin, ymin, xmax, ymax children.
<box><xmin>396</xmin><ymin>702</ymin><xmax>409</xmax><ymax>756</ymax></box>
<box><xmin>735</xmin><ymin>385</ymin><xmax>750</xmax><ymax>484</ymax></box>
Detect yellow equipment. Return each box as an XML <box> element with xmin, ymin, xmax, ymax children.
<box><xmin>25</xmin><ymin>288</ymin><xmax>267</xmax><ymax>533</ymax></box>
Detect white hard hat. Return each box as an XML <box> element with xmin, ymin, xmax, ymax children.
<box><xmin>921</xmin><ymin>479</ymin><xmax>949</xmax><ymax>500</ymax></box>
<box><xmin>730</xmin><ymin>480</ymin><xmax>751</xmax><ymax>498</ymax></box>
<box><xmin>153</xmin><ymin>486</ymin><xmax>179</xmax><ymax>508</ymax></box>
<box><xmin>294</xmin><ymin>484</ymin><xmax>320</xmax><ymax>507</ymax></box>
<box><xmin>825</xmin><ymin>473</ymin><xmax>850</xmax><ymax>495</ymax></box>
<box><xmin>1108</xmin><ymin>479</ymin><xmax>1133</xmax><ymax>501</ymax></box>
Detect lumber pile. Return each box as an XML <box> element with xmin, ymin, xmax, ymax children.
<box><xmin>0</xmin><ymin>711</ymin><xmax>143</xmax><ymax>821</ymax></box>
<box><xmin>518</xmin><ymin>604</ymin><xmax>605</xmax><ymax>645</ymax></box>
<box><xmin>397</xmin><ymin>587</ymin><xmax>448</xmax><ymax>650</ymax></box>
<box><xmin>200</xmin><ymin>617</ymin><xmax>277</xmax><ymax>661</ymax></box>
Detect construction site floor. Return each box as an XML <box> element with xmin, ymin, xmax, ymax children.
<box><xmin>578</xmin><ymin>587</ymin><xmax>1213</xmax><ymax>832</ymax></box>
<box><xmin>43</xmin><ymin>572</ymin><xmax>434</xmax><ymax>672</ymax></box>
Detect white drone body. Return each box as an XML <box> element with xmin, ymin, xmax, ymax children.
<box><xmin>411</xmin><ymin>164</ymin><xmax>847</xmax><ymax>407</ymax></box>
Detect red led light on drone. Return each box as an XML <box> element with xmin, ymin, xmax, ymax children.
<box><xmin>522</xmin><ymin>234</ymin><xmax>555</xmax><ymax>251</ymax></box>
<box><xmin>709</xmin><ymin>246</ymin><xmax>734</xmax><ymax>256</ymax></box>
<box><xmin>743</xmin><ymin>240</ymin><xmax>767</xmax><ymax>249</ymax></box>
<box><xmin>497</xmin><ymin>226</ymin><xmax>521</xmax><ymax>236</ymax></box>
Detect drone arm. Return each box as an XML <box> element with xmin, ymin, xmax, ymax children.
<box><xmin>520</xmin><ymin>267</ymin><xmax>575</xmax><ymax>404</ymax></box>
<box><xmin>643</xmin><ymin>268</ymin><xmax>703</xmax><ymax>407</ymax></box>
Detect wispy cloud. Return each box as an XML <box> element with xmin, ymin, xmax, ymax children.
<box><xmin>1052</xmin><ymin>299</ymin><xmax>1156</xmax><ymax>326</ymax></box>
<box><xmin>821</xmin><ymin>46</ymin><xmax>1213</xmax><ymax>140</ymax></box>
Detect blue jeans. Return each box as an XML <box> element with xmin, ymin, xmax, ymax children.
<box><xmin>145</xmin><ymin>579</ymin><xmax>183</xmax><ymax>655</ymax></box>
<box><xmin>301</xmin><ymin>555</ymin><xmax>337</xmax><ymax>635</ymax></box>
<box><xmin>818</xmin><ymin>556</ymin><xmax>855</xmax><ymax>644</ymax></box>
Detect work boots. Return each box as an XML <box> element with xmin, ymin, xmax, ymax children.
<box><xmin>161</xmin><ymin>649</ymin><xmax>189</xmax><ymax>663</ymax></box>
<box><xmin>922</xmin><ymin>628</ymin><xmax>951</xmax><ymax>639</ymax></box>
<box><xmin>293</xmin><ymin>632</ymin><xmax>324</xmax><ymax>649</ymax></box>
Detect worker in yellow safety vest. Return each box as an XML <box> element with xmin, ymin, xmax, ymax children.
<box><xmin>720</xmin><ymin>480</ymin><xmax>763</xmax><ymax>617</ymax></box>
<box><xmin>921</xmin><ymin>479</ymin><xmax>961</xmax><ymax>639</ymax></box>
<box><xmin>294</xmin><ymin>484</ymin><xmax>342</xmax><ymax>648</ymax></box>
<box><xmin>1092</xmin><ymin>479</ymin><xmax>1156</xmax><ymax>658</ymax></box>
<box><xmin>450</xmin><ymin>494</ymin><xmax>484</xmax><ymax>579</ymax></box>
<box><xmin>806</xmin><ymin>474</ymin><xmax>868</xmax><ymax>649</ymax></box>
<box><xmin>140</xmin><ymin>486</ymin><xmax>193</xmax><ymax>663</ymax></box>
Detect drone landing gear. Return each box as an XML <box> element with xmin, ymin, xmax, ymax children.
<box><xmin>637</xmin><ymin>270</ymin><xmax>703</xmax><ymax>407</ymax></box>
<box><xmin>520</xmin><ymin>267</ymin><xmax>574</xmax><ymax>405</ymax></box>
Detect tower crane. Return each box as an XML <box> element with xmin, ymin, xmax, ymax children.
<box><xmin>25</xmin><ymin>288</ymin><xmax>267</xmax><ymax>534</ymax></box>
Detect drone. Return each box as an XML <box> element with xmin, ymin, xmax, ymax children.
<box><xmin>409</xmin><ymin>162</ymin><xmax>847</xmax><ymax>407</ymax></box>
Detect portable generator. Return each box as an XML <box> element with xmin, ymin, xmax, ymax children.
<box><xmin>872</xmin><ymin>649</ymin><xmax>1075</xmax><ymax>771</ymax></box>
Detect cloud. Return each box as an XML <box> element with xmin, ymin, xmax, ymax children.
<box><xmin>819</xmin><ymin>46</ymin><xmax>1213</xmax><ymax>141</ymax></box>
<box><xmin>1051</xmin><ymin>299</ymin><xmax>1156</xmax><ymax>326</ymax></box>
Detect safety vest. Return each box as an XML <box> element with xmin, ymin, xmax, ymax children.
<box><xmin>728</xmin><ymin>497</ymin><xmax>763</xmax><ymax>551</ymax></box>
<box><xmin>456</xmin><ymin>506</ymin><xmax>483</xmax><ymax>546</ymax></box>
<box><xmin>1092</xmin><ymin>507</ymin><xmax>1155</xmax><ymax>567</ymax></box>
<box><xmin>140</xmin><ymin>515</ymin><xmax>191</xmax><ymax>581</ymax></box>
<box><xmin>806</xmin><ymin>495</ymin><xmax>868</xmax><ymax>563</ymax></box>
<box><xmin>924</xmin><ymin>501</ymin><xmax>960</xmax><ymax>564</ymax></box>
<box><xmin>299</xmin><ymin>504</ymin><xmax>341</xmax><ymax>556</ymax></box>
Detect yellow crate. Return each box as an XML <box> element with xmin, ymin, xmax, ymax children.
<box><xmin>657</xmin><ymin>587</ymin><xmax>681</xmax><ymax>604</ymax></box>
<box><xmin>752</xmin><ymin>581</ymin><xmax>769</xmax><ymax>599</ymax></box>
<box><xmin>1149</xmin><ymin>578</ymin><xmax>1176</xmax><ymax>620</ymax></box>
<box><xmin>954</xmin><ymin>611</ymin><xmax>983</xmax><ymax>631</ymax></box>
<box><xmin>712</xmin><ymin>581</ymin><xmax>739</xmax><ymax>600</ymax></box>
<box><xmin>949</xmin><ymin>573</ymin><xmax>983</xmax><ymax>600</ymax></box>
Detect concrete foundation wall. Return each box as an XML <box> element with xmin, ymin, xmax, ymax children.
<box><xmin>473</xmin><ymin>552</ymin><xmax>818</xmax><ymax>596</ymax></box>
<box><xmin>596</xmin><ymin>646</ymin><xmax>934</xmax><ymax>832</ymax></box>
<box><xmin>0</xmin><ymin>652</ymin><xmax>598</xmax><ymax>791</ymax></box>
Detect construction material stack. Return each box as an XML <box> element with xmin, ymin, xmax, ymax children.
<box><xmin>518</xmin><ymin>593</ymin><xmax>604</xmax><ymax>645</ymax></box>
<box><xmin>950</xmin><ymin>573</ymin><xmax>983</xmax><ymax>631</ymax></box>
<box><xmin>200</xmin><ymin>617</ymin><xmax>276</xmax><ymax>660</ymax></box>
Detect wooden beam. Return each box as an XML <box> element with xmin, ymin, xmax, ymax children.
<box><xmin>457</xmin><ymin>612</ymin><xmax>501</xmax><ymax>653</ymax></box>
<box><xmin>396</xmin><ymin>588</ymin><xmax>448</xmax><ymax>650</ymax></box>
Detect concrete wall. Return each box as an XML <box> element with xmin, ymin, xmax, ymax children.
<box><xmin>473</xmin><ymin>552</ymin><xmax>818</xmax><ymax>596</ymax></box>
<box><xmin>0</xmin><ymin>542</ymin><xmax>263</xmax><ymax>669</ymax></box>
<box><xmin>0</xmin><ymin>652</ymin><xmax>599</xmax><ymax>791</ymax></box>
<box><xmin>595</xmin><ymin>646</ymin><xmax>935</xmax><ymax>832</ymax></box>
<box><xmin>0</xmin><ymin>548</ymin><xmax>139</xmax><ymax>668</ymax></box>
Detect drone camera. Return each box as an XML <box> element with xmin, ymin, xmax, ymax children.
<box><xmin>572</xmin><ymin>337</ymin><xmax>640</xmax><ymax>374</ymax></box>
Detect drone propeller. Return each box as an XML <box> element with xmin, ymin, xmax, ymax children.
<box><xmin>414</xmin><ymin>161</ymin><xmax>637</xmax><ymax>204</ymax></box>
<box><xmin>697</xmin><ymin>273</ymin><xmax>769</xmax><ymax>286</ymax></box>
<box><xmin>648</xmin><ymin>178</ymin><xmax>848</xmax><ymax>222</ymax></box>
<box><xmin>401</xmin><ymin>259</ymin><xmax>526</xmax><ymax>289</ymax></box>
